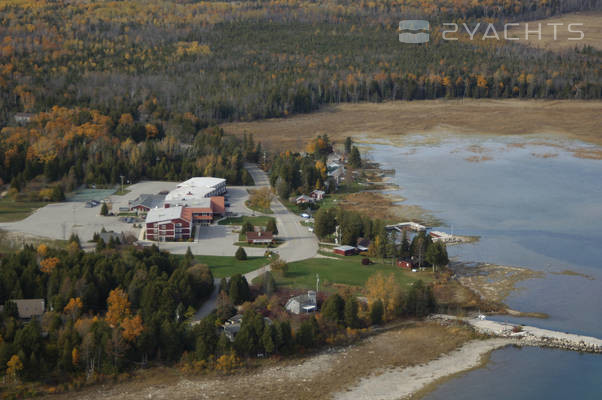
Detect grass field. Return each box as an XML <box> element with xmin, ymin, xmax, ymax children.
<box><xmin>507</xmin><ymin>12</ymin><xmax>602</xmax><ymax>52</ymax></box>
<box><xmin>193</xmin><ymin>255</ymin><xmax>268</xmax><ymax>278</ymax></box>
<box><xmin>272</xmin><ymin>254</ymin><xmax>432</xmax><ymax>291</ymax></box>
<box><xmin>222</xmin><ymin>99</ymin><xmax>602</xmax><ymax>152</ymax></box>
<box><xmin>0</xmin><ymin>198</ymin><xmax>46</xmax><ymax>222</ymax></box>
<box><xmin>218</xmin><ymin>216</ymin><xmax>275</xmax><ymax>226</ymax></box>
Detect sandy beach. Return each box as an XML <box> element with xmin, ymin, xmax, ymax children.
<box><xmin>334</xmin><ymin>338</ymin><xmax>514</xmax><ymax>400</ymax></box>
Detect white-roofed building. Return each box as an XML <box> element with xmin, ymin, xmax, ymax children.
<box><xmin>164</xmin><ymin>177</ymin><xmax>226</xmax><ymax>207</ymax></box>
<box><xmin>145</xmin><ymin>206</ymin><xmax>192</xmax><ymax>241</ymax></box>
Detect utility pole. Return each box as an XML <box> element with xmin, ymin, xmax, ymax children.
<box><xmin>316</xmin><ymin>273</ymin><xmax>319</xmax><ymax>293</ymax></box>
<box><xmin>120</xmin><ymin>175</ymin><xmax>125</xmax><ymax>194</ymax></box>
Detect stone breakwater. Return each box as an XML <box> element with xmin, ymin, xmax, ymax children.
<box><xmin>431</xmin><ymin>315</ymin><xmax>602</xmax><ymax>354</ymax></box>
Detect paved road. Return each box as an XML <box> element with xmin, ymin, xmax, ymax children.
<box><xmin>244</xmin><ymin>163</ymin><xmax>318</xmax><ymax>264</ymax></box>
<box><xmin>191</xmin><ymin>164</ymin><xmax>318</xmax><ymax>323</ymax></box>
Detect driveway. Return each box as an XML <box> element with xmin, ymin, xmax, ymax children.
<box><xmin>191</xmin><ymin>164</ymin><xmax>319</xmax><ymax>322</ymax></box>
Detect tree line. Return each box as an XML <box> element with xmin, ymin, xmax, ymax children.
<box><xmin>0</xmin><ymin>241</ymin><xmax>214</xmax><ymax>384</ymax></box>
<box><xmin>1</xmin><ymin>1</ymin><xmax>599</xmax><ymax>132</ymax></box>
<box><xmin>0</xmin><ymin>106</ymin><xmax>260</xmax><ymax>199</ymax></box>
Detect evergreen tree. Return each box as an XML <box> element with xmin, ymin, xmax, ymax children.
<box><xmin>235</xmin><ymin>246</ymin><xmax>247</xmax><ymax>261</ymax></box>
<box><xmin>261</xmin><ymin>324</ymin><xmax>276</xmax><ymax>355</ymax></box>
<box><xmin>349</xmin><ymin>146</ymin><xmax>362</xmax><ymax>168</ymax></box>
<box><xmin>344</xmin><ymin>296</ymin><xmax>359</xmax><ymax>328</ymax></box>
<box><xmin>100</xmin><ymin>202</ymin><xmax>109</xmax><ymax>216</ymax></box>
<box><xmin>370</xmin><ymin>299</ymin><xmax>384</xmax><ymax>325</ymax></box>
<box><xmin>344</xmin><ymin>137</ymin><xmax>353</xmax><ymax>154</ymax></box>
<box><xmin>322</xmin><ymin>293</ymin><xmax>345</xmax><ymax>324</ymax></box>
<box><xmin>266</xmin><ymin>219</ymin><xmax>278</xmax><ymax>235</ymax></box>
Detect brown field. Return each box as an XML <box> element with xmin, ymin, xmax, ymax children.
<box><xmin>221</xmin><ymin>99</ymin><xmax>602</xmax><ymax>152</ymax></box>
<box><xmin>507</xmin><ymin>12</ymin><xmax>602</xmax><ymax>51</ymax></box>
<box><xmin>337</xmin><ymin>191</ymin><xmax>441</xmax><ymax>226</ymax></box>
<box><xmin>44</xmin><ymin>321</ymin><xmax>476</xmax><ymax>400</ymax></box>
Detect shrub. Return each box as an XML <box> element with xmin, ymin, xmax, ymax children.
<box><xmin>270</xmin><ymin>259</ymin><xmax>288</xmax><ymax>277</ymax></box>
<box><xmin>361</xmin><ymin>258</ymin><xmax>370</xmax><ymax>265</ymax></box>
<box><xmin>235</xmin><ymin>246</ymin><xmax>247</xmax><ymax>260</ymax></box>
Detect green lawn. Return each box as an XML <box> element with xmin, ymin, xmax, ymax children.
<box><xmin>244</xmin><ymin>200</ymin><xmax>273</xmax><ymax>214</ymax></box>
<box><xmin>192</xmin><ymin>255</ymin><xmax>269</xmax><ymax>279</ymax></box>
<box><xmin>272</xmin><ymin>254</ymin><xmax>432</xmax><ymax>291</ymax></box>
<box><xmin>218</xmin><ymin>216</ymin><xmax>275</xmax><ymax>226</ymax></box>
<box><xmin>0</xmin><ymin>198</ymin><xmax>46</xmax><ymax>222</ymax></box>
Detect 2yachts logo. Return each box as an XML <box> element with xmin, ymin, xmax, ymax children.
<box><xmin>399</xmin><ymin>20</ymin><xmax>430</xmax><ymax>43</ymax></box>
<box><xmin>399</xmin><ymin>20</ymin><xmax>585</xmax><ymax>43</ymax></box>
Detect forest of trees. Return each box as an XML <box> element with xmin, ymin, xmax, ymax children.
<box><xmin>0</xmin><ymin>240</ymin><xmax>214</xmax><ymax>384</ymax></box>
<box><xmin>0</xmin><ymin>106</ymin><xmax>260</xmax><ymax>199</ymax></box>
<box><xmin>0</xmin><ymin>0</ymin><xmax>599</xmax><ymax>133</ymax></box>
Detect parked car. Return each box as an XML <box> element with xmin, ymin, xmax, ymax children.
<box><xmin>301</xmin><ymin>213</ymin><xmax>310</xmax><ymax>219</ymax></box>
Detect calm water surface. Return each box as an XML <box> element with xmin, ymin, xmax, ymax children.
<box><xmin>367</xmin><ymin>135</ymin><xmax>602</xmax><ymax>398</ymax></box>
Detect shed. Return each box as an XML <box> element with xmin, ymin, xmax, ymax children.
<box><xmin>333</xmin><ymin>245</ymin><xmax>356</xmax><ymax>256</ymax></box>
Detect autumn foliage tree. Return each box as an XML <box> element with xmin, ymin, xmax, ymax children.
<box><xmin>40</xmin><ymin>257</ymin><xmax>59</xmax><ymax>274</ymax></box>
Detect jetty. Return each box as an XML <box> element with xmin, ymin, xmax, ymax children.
<box><xmin>431</xmin><ymin>315</ymin><xmax>602</xmax><ymax>353</ymax></box>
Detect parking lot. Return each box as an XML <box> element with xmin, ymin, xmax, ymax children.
<box><xmin>0</xmin><ymin>181</ymin><xmax>177</xmax><ymax>245</ymax></box>
<box><xmin>0</xmin><ymin>181</ymin><xmax>265</xmax><ymax>255</ymax></box>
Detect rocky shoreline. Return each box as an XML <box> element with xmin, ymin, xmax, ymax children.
<box><xmin>431</xmin><ymin>314</ymin><xmax>602</xmax><ymax>354</ymax></box>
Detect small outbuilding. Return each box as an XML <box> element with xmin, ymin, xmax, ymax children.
<box><xmin>310</xmin><ymin>190</ymin><xmax>325</xmax><ymax>201</ymax></box>
<box><xmin>397</xmin><ymin>259</ymin><xmax>415</xmax><ymax>269</ymax></box>
<box><xmin>246</xmin><ymin>231</ymin><xmax>274</xmax><ymax>245</ymax></box>
<box><xmin>333</xmin><ymin>245</ymin><xmax>356</xmax><ymax>256</ymax></box>
<box><xmin>295</xmin><ymin>194</ymin><xmax>314</xmax><ymax>205</ymax></box>
<box><xmin>285</xmin><ymin>291</ymin><xmax>317</xmax><ymax>314</ymax></box>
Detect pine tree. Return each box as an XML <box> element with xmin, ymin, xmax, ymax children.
<box><xmin>322</xmin><ymin>293</ymin><xmax>344</xmax><ymax>324</ymax></box>
<box><xmin>344</xmin><ymin>296</ymin><xmax>359</xmax><ymax>328</ymax></box>
<box><xmin>370</xmin><ymin>299</ymin><xmax>384</xmax><ymax>325</ymax></box>
<box><xmin>349</xmin><ymin>146</ymin><xmax>361</xmax><ymax>168</ymax></box>
<box><xmin>235</xmin><ymin>246</ymin><xmax>247</xmax><ymax>261</ymax></box>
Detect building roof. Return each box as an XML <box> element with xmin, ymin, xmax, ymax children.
<box><xmin>165</xmin><ymin>177</ymin><xmax>226</xmax><ymax>205</ymax></box>
<box><xmin>0</xmin><ymin>299</ymin><xmax>45</xmax><ymax>319</ymax></box>
<box><xmin>130</xmin><ymin>194</ymin><xmax>165</xmax><ymax>209</ymax></box>
<box><xmin>296</xmin><ymin>194</ymin><xmax>314</xmax><ymax>202</ymax></box>
<box><xmin>178</xmin><ymin>177</ymin><xmax>226</xmax><ymax>188</ymax></box>
<box><xmin>99</xmin><ymin>231</ymin><xmax>123</xmax><ymax>243</ymax></box>
<box><xmin>334</xmin><ymin>245</ymin><xmax>356</xmax><ymax>252</ymax></box>
<box><xmin>286</xmin><ymin>291</ymin><xmax>317</xmax><ymax>309</ymax></box>
<box><xmin>247</xmin><ymin>231</ymin><xmax>274</xmax><ymax>241</ymax></box>
<box><xmin>146</xmin><ymin>206</ymin><xmax>187</xmax><ymax>223</ymax></box>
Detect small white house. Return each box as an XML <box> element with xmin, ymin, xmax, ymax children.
<box><xmin>285</xmin><ymin>291</ymin><xmax>317</xmax><ymax>314</ymax></box>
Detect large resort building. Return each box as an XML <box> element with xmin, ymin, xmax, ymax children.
<box><xmin>144</xmin><ymin>177</ymin><xmax>226</xmax><ymax>242</ymax></box>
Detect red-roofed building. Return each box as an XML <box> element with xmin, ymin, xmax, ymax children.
<box><xmin>246</xmin><ymin>231</ymin><xmax>274</xmax><ymax>244</ymax></box>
